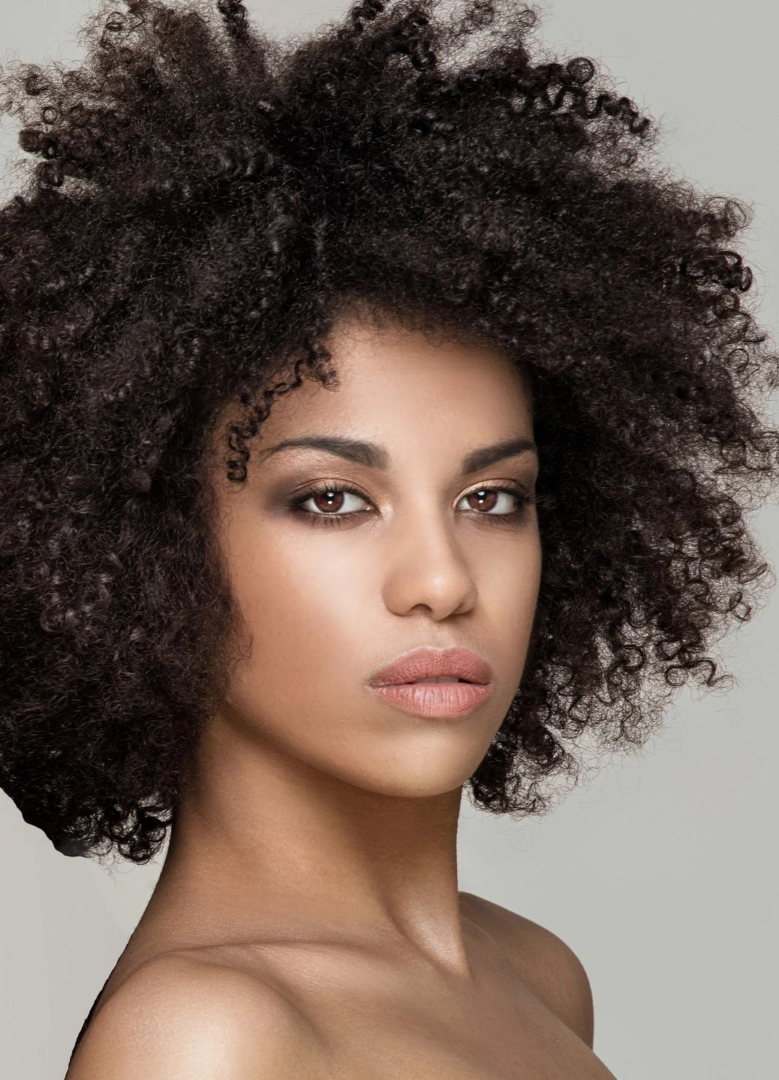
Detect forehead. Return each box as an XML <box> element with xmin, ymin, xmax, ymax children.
<box><xmin>257</xmin><ymin>315</ymin><xmax>532</xmax><ymax>442</ymax></box>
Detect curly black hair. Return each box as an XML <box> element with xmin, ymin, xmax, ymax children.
<box><xmin>1</xmin><ymin>0</ymin><xmax>777</xmax><ymax>865</ymax></box>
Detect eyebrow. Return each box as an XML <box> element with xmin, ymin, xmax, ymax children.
<box><xmin>256</xmin><ymin>434</ymin><xmax>537</xmax><ymax>475</ymax></box>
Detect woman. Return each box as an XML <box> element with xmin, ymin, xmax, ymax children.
<box><xmin>0</xmin><ymin>0</ymin><xmax>776</xmax><ymax>1076</ymax></box>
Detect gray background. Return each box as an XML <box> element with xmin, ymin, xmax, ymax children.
<box><xmin>1</xmin><ymin>1</ymin><xmax>777</xmax><ymax>1077</ymax></box>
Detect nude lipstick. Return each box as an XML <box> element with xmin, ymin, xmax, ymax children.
<box><xmin>366</xmin><ymin>646</ymin><xmax>493</xmax><ymax>718</ymax></box>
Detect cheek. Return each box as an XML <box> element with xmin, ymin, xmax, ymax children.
<box><xmin>225</xmin><ymin>526</ymin><xmax>372</xmax><ymax>706</ymax></box>
<box><xmin>489</xmin><ymin>531</ymin><xmax>542</xmax><ymax>678</ymax></box>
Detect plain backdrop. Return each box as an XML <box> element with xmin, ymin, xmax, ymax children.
<box><xmin>1</xmin><ymin>1</ymin><xmax>777</xmax><ymax>1078</ymax></box>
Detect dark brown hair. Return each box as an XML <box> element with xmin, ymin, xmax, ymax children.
<box><xmin>1</xmin><ymin>0</ymin><xmax>777</xmax><ymax>863</ymax></box>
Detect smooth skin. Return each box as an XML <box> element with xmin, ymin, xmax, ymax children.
<box><xmin>67</xmin><ymin>312</ymin><xmax>617</xmax><ymax>1079</ymax></box>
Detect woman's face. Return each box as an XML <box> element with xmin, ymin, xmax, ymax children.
<box><xmin>206</xmin><ymin>314</ymin><xmax>541</xmax><ymax>798</ymax></box>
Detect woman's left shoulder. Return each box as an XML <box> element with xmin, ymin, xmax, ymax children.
<box><xmin>459</xmin><ymin>890</ymin><xmax>595</xmax><ymax>1048</ymax></box>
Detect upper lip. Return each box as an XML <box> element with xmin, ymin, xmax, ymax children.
<box><xmin>368</xmin><ymin>647</ymin><xmax>492</xmax><ymax>687</ymax></box>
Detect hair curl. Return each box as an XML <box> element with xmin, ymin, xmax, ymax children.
<box><xmin>1</xmin><ymin>0</ymin><xmax>777</xmax><ymax>864</ymax></box>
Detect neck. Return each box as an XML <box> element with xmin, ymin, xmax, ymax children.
<box><xmin>144</xmin><ymin>711</ymin><xmax>475</xmax><ymax>980</ymax></box>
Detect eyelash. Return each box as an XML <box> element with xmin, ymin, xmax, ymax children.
<box><xmin>287</xmin><ymin>480</ymin><xmax>536</xmax><ymax>529</ymax></box>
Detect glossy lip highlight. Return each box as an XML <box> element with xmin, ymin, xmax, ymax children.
<box><xmin>367</xmin><ymin>646</ymin><xmax>492</xmax><ymax>688</ymax></box>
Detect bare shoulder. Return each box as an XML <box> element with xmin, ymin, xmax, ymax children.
<box><xmin>460</xmin><ymin>890</ymin><xmax>595</xmax><ymax>1048</ymax></box>
<box><xmin>66</xmin><ymin>951</ymin><xmax>320</xmax><ymax>1079</ymax></box>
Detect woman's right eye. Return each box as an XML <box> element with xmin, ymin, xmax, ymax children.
<box><xmin>288</xmin><ymin>482</ymin><xmax>373</xmax><ymax>527</ymax></box>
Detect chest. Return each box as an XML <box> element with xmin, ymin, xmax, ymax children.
<box><xmin>309</xmin><ymin>996</ymin><xmax>617</xmax><ymax>1080</ymax></box>
<box><xmin>248</xmin><ymin>943</ymin><xmax>618</xmax><ymax>1080</ymax></box>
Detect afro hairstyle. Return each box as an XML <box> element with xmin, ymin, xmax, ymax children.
<box><xmin>1</xmin><ymin>0</ymin><xmax>778</xmax><ymax>863</ymax></box>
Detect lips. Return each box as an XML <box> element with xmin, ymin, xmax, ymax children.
<box><xmin>367</xmin><ymin>647</ymin><xmax>492</xmax><ymax>688</ymax></box>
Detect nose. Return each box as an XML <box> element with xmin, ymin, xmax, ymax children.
<box><xmin>379</xmin><ymin>510</ymin><xmax>477</xmax><ymax>620</ymax></box>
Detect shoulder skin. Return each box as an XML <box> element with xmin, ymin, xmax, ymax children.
<box><xmin>66</xmin><ymin>951</ymin><xmax>321</xmax><ymax>1079</ymax></box>
<box><xmin>461</xmin><ymin>890</ymin><xmax>595</xmax><ymax>1048</ymax></box>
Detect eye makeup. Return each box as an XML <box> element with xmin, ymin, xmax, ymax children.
<box><xmin>284</xmin><ymin>479</ymin><xmax>537</xmax><ymax>529</ymax></box>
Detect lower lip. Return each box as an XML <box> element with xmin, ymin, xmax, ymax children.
<box><xmin>367</xmin><ymin>681</ymin><xmax>492</xmax><ymax>718</ymax></box>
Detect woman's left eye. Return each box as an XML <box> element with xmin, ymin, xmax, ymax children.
<box><xmin>288</xmin><ymin>482</ymin><xmax>534</xmax><ymax>528</ymax></box>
